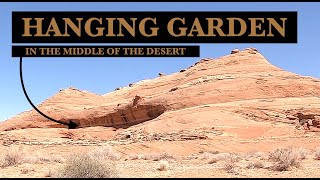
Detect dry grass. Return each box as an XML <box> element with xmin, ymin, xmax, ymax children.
<box><xmin>89</xmin><ymin>146</ymin><xmax>121</xmax><ymax>161</ymax></box>
<box><xmin>203</xmin><ymin>152</ymin><xmax>229</xmax><ymax>164</ymax></box>
<box><xmin>295</xmin><ymin>147</ymin><xmax>308</xmax><ymax>160</ymax></box>
<box><xmin>224</xmin><ymin>153</ymin><xmax>240</xmax><ymax>162</ymax></box>
<box><xmin>246</xmin><ymin>161</ymin><xmax>264</xmax><ymax>169</ymax></box>
<box><xmin>244</xmin><ymin>151</ymin><xmax>265</xmax><ymax>160</ymax></box>
<box><xmin>53</xmin><ymin>151</ymin><xmax>118</xmax><ymax>178</ymax></box>
<box><xmin>268</xmin><ymin>147</ymin><xmax>302</xmax><ymax>171</ymax></box>
<box><xmin>269</xmin><ymin>147</ymin><xmax>307</xmax><ymax>161</ymax></box>
<box><xmin>0</xmin><ymin>147</ymin><xmax>65</xmax><ymax>169</ymax></box>
<box><xmin>222</xmin><ymin>153</ymin><xmax>239</xmax><ymax>173</ymax></box>
<box><xmin>222</xmin><ymin>161</ymin><xmax>237</xmax><ymax>173</ymax></box>
<box><xmin>0</xmin><ymin>147</ymin><xmax>25</xmax><ymax>168</ymax></box>
<box><xmin>199</xmin><ymin>151</ymin><xmax>220</xmax><ymax>160</ymax></box>
<box><xmin>24</xmin><ymin>153</ymin><xmax>64</xmax><ymax>164</ymax></box>
<box><xmin>140</xmin><ymin>152</ymin><xmax>176</xmax><ymax>161</ymax></box>
<box><xmin>156</xmin><ymin>160</ymin><xmax>169</xmax><ymax>171</ymax></box>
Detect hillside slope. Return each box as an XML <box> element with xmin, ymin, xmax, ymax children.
<box><xmin>1</xmin><ymin>48</ymin><xmax>319</xmax><ymax>132</ymax></box>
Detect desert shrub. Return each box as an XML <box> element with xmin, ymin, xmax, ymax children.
<box><xmin>315</xmin><ymin>148</ymin><xmax>320</xmax><ymax>160</ymax></box>
<box><xmin>271</xmin><ymin>162</ymin><xmax>291</xmax><ymax>172</ymax></box>
<box><xmin>24</xmin><ymin>156</ymin><xmax>43</xmax><ymax>164</ymax></box>
<box><xmin>199</xmin><ymin>151</ymin><xmax>220</xmax><ymax>160</ymax></box>
<box><xmin>224</xmin><ymin>153</ymin><xmax>240</xmax><ymax>162</ymax></box>
<box><xmin>222</xmin><ymin>161</ymin><xmax>237</xmax><ymax>173</ymax></box>
<box><xmin>269</xmin><ymin>147</ymin><xmax>306</xmax><ymax>162</ymax></box>
<box><xmin>244</xmin><ymin>151</ymin><xmax>265</xmax><ymax>160</ymax></box>
<box><xmin>53</xmin><ymin>152</ymin><xmax>118</xmax><ymax>178</ymax></box>
<box><xmin>140</xmin><ymin>154</ymin><xmax>153</xmax><ymax>160</ymax></box>
<box><xmin>0</xmin><ymin>147</ymin><xmax>24</xmax><ymax>167</ymax></box>
<box><xmin>246</xmin><ymin>161</ymin><xmax>264</xmax><ymax>169</ymax></box>
<box><xmin>222</xmin><ymin>153</ymin><xmax>239</xmax><ymax>173</ymax></box>
<box><xmin>294</xmin><ymin>147</ymin><xmax>308</xmax><ymax>160</ymax></box>
<box><xmin>89</xmin><ymin>146</ymin><xmax>121</xmax><ymax>161</ymax></box>
<box><xmin>156</xmin><ymin>160</ymin><xmax>169</xmax><ymax>171</ymax></box>
<box><xmin>140</xmin><ymin>152</ymin><xmax>176</xmax><ymax>161</ymax></box>
<box><xmin>268</xmin><ymin>148</ymin><xmax>301</xmax><ymax>171</ymax></box>
<box><xmin>207</xmin><ymin>153</ymin><xmax>239</xmax><ymax>165</ymax></box>
<box><xmin>24</xmin><ymin>153</ymin><xmax>64</xmax><ymax>164</ymax></box>
<box><xmin>153</xmin><ymin>152</ymin><xmax>176</xmax><ymax>161</ymax></box>
<box><xmin>50</xmin><ymin>156</ymin><xmax>64</xmax><ymax>163</ymax></box>
<box><xmin>207</xmin><ymin>153</ymin><xmax>230</xmax><ymax>163</ymax></box>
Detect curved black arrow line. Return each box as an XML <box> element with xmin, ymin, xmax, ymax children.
<box><xmin>19</xmin><ymin>56</ymin><xmax>78</xmax><ymax>129</ymax></box>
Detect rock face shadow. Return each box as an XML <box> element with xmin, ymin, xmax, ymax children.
<box><xmin>76</xmin><ymin>102</ymin><xmax>166</xmax><ymax>129</ymax></box>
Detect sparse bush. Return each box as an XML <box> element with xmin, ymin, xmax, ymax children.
<box><xmin>89</xmin><ymin>146</ymin><xmax>121</xmax><ymax>161</ymax></box>
<box><xmin>156</xmin><ymin>160</ymin><xmax>169</xmax><ymax>171</ymax></box>
<box><xmin>315</xmin><ymin>148</ymin><xmax>320</xmax><ymax>160</ymax></box>
<box><xmin>153</xmin><ymin>152</ymin><xmax>176</xmax><ymax>161</ymax></box>
<box><xmin>140</xmin><ymin>152</ymin><xmax>176</xmax><ymax>161</ymax></box>
<box><xmin>246</xmin><ymin>161</ymin><xmax>264</xmax><ymax>169</ymax></box>
<box><xmin>24</xmin><ymin>153</ymin><xmax>64</xmax><ymax>164</ymax></box>
<box><xmin>271</xmin><ymin>162</ymin><xmax>291</xmax><ymax>172</ymax></box>
<box><xmin>199</xmin><ymin>151</ymin><xmax>220</xmax><ymax>160</ymax></box>
<box><xmin>222</xmin><ymin>153</ymin><xmax>239</xmax><ymax>173</ymax></box>
<box><xmin>244</xmin><ymin>151</ymin><xmax>265</xmax><ymax>160</ymax></box>
<box><xmin>268</xmin><ymin>147</ymin><xmax>301</xmax><ymax>171</ymax></box>
<box><xmin>53</xmin><ymin>152</ymin><xmax>118</xmax><ymax>178</ymax></box>
<box><xmin>0</xmin><ymin>147</ymin><xmax>24</xmax><ymax>167</ymax></box>
<box><xmin>224</xmin><ymin>153</ymin><xmax>240</xmax><ymax>162</ymax></box>
<box><xmin>223</xmin><ymin>161</ymin><xmax>237</xmax><ymax>173</ymax></box>
<box><xmin>207</xmin><ymin>153</ymin><xmax>239</xmax><ymax>165</ymax></box>
<box><xmin>295</xmin><ymin>147</ymin><xmax>308</xmax><ymax>160</ymax></box>
<box><xmin>50</xmin><ymin>156</ymin><xmax>64</xmax><ymax>163</ymax></box>
<box><xmin>24</xmin><ymin>156</ymin><xmax>41</xmax><ymax>164</ymax></box>
<box><xmin>0</xmin><ymin>147</ymin><xmax>64</xmax><ymax>168</ymax></box>
<box><xmin>208</xmin><ymin>153</ymin><xmax>229</xmax><ymax>161</ymax></box>
<box><xmin>269</xmin><ymin>147</ymin><xmax>305</xmax><ymax>162</ymax></box>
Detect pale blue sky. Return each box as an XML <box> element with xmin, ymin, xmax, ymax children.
<box><xmin>0</xmin><ymin>2</ymin><xmax>319</xmax><ymax>121</ymax></box>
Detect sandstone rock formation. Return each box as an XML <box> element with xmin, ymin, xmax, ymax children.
<box><xmin>231</xmin><ymin>48</ymin><xmax>240</xmax><ymax>54</ymax></box>
<box><xmin>1</xmin><ymin>48</ymin><xmax>320</xmax><ymax>132</ymax></box>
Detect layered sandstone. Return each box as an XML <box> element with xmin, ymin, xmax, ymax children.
<box><xmin>1</xmin><ymin>48</ymin><xmax>319</xmax><ymax>131</ymax></box>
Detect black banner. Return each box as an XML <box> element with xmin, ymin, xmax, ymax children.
<box><xmin>12</xmin><ymin>11</ymin><xmax>297</xmax><ymax>43</ymax></box>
